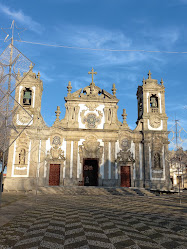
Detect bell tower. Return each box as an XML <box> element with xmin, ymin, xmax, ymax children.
<box><xmin>136</xmin><ymin>71</ymin><xmax>171</xmax><ymax>189</ymax></box>
<box><xmin>136</xmin><ymin>70</ymin><xmax>167</xmax><ymax>131</ymax></box>
<box><xmin>15</xmin><ymin>64</ymin><xmax>43</xmax><ymax>126</ymax></box>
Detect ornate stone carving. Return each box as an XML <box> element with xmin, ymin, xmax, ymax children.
<box><xmin>79</xmin><ymin>135</ymin><xmax>103</xmax><ymax>163</ymax></box>
<box><xmin>117</xmin><ymin>149</ymin><xmax>135</xmax><ymax>164</ymax></box>
<box><xmin>52</xmin><ymin>136</ymin><xmax>61</xmax><ymax>146</ymax></box>
<box><xmin>121</xmin><ymin>138</ymin><xmax>130</xmax><ymax>149</ymax></box>
<box><xmin>85</xmin><ymin>103</ymin><xmax>99</xmax><ymax>111</ymax></box>
<box><xmin>117</xmin><ymin>139</ymin><xmax>134</xmax><ymax>164</ymax></box>
<box><xmin>47</xmin><ymin>145</ymin><xmax>65</xmax><ymax>160</ymax></box>
<box><xmin>81</xmin><ymin>110</ymin><xmax>103</xmax><ymax>129</ymax></box>
<box><xmin>71</xmin><ymin>88</ymin><xmax>82</xmax><ymax>98</ymax></box>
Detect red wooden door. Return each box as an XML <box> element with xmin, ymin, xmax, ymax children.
<box><xmin>49</xmin><ymin>164</ymin><xmax>60</xmax><ymax>186</ymax></box>
<box><xmin>121</xmin><ymin>166</ymin><xmax>131</xmax><ymax>187</ymax></box>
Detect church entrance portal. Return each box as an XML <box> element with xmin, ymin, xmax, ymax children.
<box><xmin>49</xmin><ymin>164</ymin><xmax>60</xmax><ymax>186</ymax></box>
<box><xmin>83</xmin><ymin>159</ymin><xmax>98</xmax><ymax>186</ymax></box>
<box><xmin>121</xmin><ymin>166</ymin><xmax>131</xmax><ymax>187</ymax></box>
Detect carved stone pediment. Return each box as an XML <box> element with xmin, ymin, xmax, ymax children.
<box><xmin>71</xmin><ymin>88</ymin><xmax>82</xmax><ymax>98</ymax></box>
<box><xmin>82</xmin><ymin>83</ymin><xmax>102</xmax><ymax>97</ymax></box>
<box><xmin>79</xmin><ymin>135</ymin><xmax>103</xmax><ymax>163</ymax></box>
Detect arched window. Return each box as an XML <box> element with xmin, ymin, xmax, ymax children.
<box><xmin>23</xmin><ymin>88</ymin><xmax>32</xmax><ymax>105</ymax></box>
<box><xmin>150</xmin><ymin>94</ymin><xmax>158</xmax><ymax>108</ymax></box>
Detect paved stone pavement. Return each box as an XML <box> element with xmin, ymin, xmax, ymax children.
<box><xmin>0</xmin><ymin>191</ymin><xmax>187</xmax><ymax>249</ymax></box>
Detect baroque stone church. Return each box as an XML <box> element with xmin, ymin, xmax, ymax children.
<box><xmin>4</xmin><ymin>66</ymin><xmax>171</xmax><ymax>190</ymax></box>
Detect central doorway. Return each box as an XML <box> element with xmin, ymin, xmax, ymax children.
<box><xmin>121</xmin><ymin>166</ymin><xmax>131</xmax><ymax>187</ymax></box>
<box><xmin>83</xmin><ymin>158</ymin><xmax>98</xmax><ymax>186</ymax></box>
<box><xmin>49</xmin><ymin>164</ymin><xmax>60</xmax><ymax>186</ymax></box>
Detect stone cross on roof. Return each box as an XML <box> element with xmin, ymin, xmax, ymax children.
<box><xmin>88</xmin><ymin>68</ymin><xmax>97</xmax><ymax>84</ymax></box>
<box><xmin>148</xmin><ymin>70</ymin><xmax>152</xmax><ymax>79</ymax></box>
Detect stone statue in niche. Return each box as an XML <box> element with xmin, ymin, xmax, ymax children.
<box><xmin>153</xmin><ymin>152</ymin><xmax>162</xmax><ymax>169</ymax></box>
<box><xmin>19</xmin><ymin>149</ymin><xmax>26</xmax><ymax>164</ymax></box>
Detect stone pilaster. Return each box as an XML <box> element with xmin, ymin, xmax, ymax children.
<box><xmin>111</xmin><ymin>141</ymin><xmax>115</xmax><ymax>179</ymax></box>
<box><xmin>104</xmin><ymin>141</ymin><xmax>109</xmax><ymax>179</ymax></box>
<box><xmin>65</xmin><ymin>140</ymin><xmax>71</xmax><ymax>179</ymax></box>
<box><xmin>144</xmin><ymin>142</ymin><xmax>151</xmax><ymax>187</ymax></box>
<box><xmin>73</xmin><ymin>141</ymin><xmax>78</xmax><ymax>179</ymax></box>
<box><xmin>135</xmin><ymin>142</ymin><xmax>140</xmax><ymax>181</ymax></box>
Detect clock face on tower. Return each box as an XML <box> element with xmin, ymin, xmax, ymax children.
<box><xmin>18</xmin><ymin>110</ymin><xmax>33</xmax><ymax>125</ymax></box>
<box><xmin>149</xmin><ymin>116</ymin><xmax>161</xmax><ymax>128</ymax></box>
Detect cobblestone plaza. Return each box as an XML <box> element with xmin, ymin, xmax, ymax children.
<box><xmin>0</xmin><ymin>188</ymin><xmax>187</xmax><ymax>249</ymax></box>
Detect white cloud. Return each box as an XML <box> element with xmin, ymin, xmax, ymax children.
<box><xmin>0</xmin><ymin>4</ymin><xmax>43</xmax><ymax>34</ymax></box>
<box><xmin>141</xmin><ymin>27</ymin><xmax>180</xmax><ymax>49</ymax></box>
<box><xmin>54</xmin><ymin>25</ymin><xmax>166</xmax><ymax>68</ymax></box>
<box><xmin>33</xmin><ymin>70</ymin><xmax>54</xmax><ymax>83</ymax></box>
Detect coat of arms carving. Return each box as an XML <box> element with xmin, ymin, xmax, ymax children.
<box><xmin>79</xmin><ymin>135</ymin><xmax>103</xmax><ymax>163</ymax></box>
<box><xmin>47</xmin><ymin>145</ymin><xmax>65</xmax><ymax>160</ymax></box>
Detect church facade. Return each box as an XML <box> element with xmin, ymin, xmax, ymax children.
<box><xmin>4</xmin><ymin>66</ymin><xmax>171</xmax><ymax>190</ymax></box>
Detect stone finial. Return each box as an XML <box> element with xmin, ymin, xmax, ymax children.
<box><xmin>142</xmin><ymin>77</ymin><xmax>145</xmax><ymax>84</ymax></box>
<box><xmin>37</xmin><ymin>71</ymin><xmax>40</xmax><ymax>80</ymax></box>
<box><xmin>148</xmin><ymin>70</ymin><xmax>152</xmax><ymax>79</ymax></box>
<box><xmin>67</xmin><ymin>81</ymin><xmax>72</xmax><ymax>95</ymax></box>
<box><xmin>160</xmin><ymin>78</ymin><xmax>164</xmax><ymax>85</ymax></box>
<box><xmin>55</xmin><ymin>106</ymin><xmax>61</xmax><ymax>121</ymax></box>
<box><xmin>29</xmin><ymin>63</ymin><xmax>33</xmax><ymax>71</ymax></box>
<box><xmin>17</xmin><ymin>69</ymin><xmax>21</xmax><ymax>78</ymax></box>
<box><xmin>112</xmin><ymin>83</ymin><xmax>117</xmax><ymax>97</ymax></box>
<box><xmin>122</xmin><ymin>109</ymin><xmax>127</xmax><ymax>124</ymax></box>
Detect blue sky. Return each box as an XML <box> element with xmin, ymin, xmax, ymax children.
<box><xmin>0</xmin><ymin>0</ymin><xmax>187</xmax><ymax>149</ymax></box>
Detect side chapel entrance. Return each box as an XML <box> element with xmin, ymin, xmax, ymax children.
<box><xmin>83</xmin><ymin>158</ymin><xmax>98</xmax><ymax>186</ymax></box>
<box><xmin>121</xmin><ymin>166</ymin><xmax>131</xmax><ymax>187</ymax></box>
<box><xmin>49</xmin><ymin>164</ymin><xmax>60</xmax><ymax>186</ymax></box>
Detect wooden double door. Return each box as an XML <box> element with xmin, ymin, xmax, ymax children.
<box><xmin>83</xmin><ymin>159</ymin><xmax>98</xmax><ymax>186</ymax></box>
<box><xmin>49</xmin><ymin>164</ymin><xmax>60</xmax><ymax>186</ymax></box>
<box><xmin>121</xmin><ymin>166</ymin><xmax>131</xmax><ymax>187</ymax></box>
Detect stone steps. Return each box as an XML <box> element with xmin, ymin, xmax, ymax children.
<box><xmin>35</xmin><ymin>186</ymin><xmax>157</xmax><ymax>197</ymax></box>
